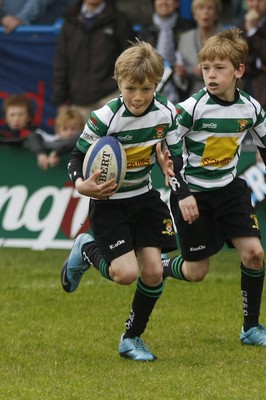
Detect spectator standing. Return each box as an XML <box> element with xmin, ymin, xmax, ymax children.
<box><xmin>175</xmin><ymin>0</ymin><xmax>224</xmax><ymax>95</ymax></box>
<box><xmin>53</xmin><ymin>0</ymin><xmax>135</xmax><ymax>122</ymax></box>
<box><xmin>239</xmin><ymin>0</ymin><xmax>266</xmax><ymax>111</ymax></box>
<box><xmin>140</xmin><ymin>0</ymin><xmax>195</xmax><ymax>104</ymax></box>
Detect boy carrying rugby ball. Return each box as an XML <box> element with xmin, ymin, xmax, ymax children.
<box><xmin>61</xmin><ymin>41</ymin><xmax>181</xmax><ymax>361</ymax></box>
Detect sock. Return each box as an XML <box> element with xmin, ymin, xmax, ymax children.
<box><xmin>162</xmin><ymin>255</ymin><xmax>188</xmax><ymax>280</ymax></box>
<box><xmin>82</xmin><ymin>242</ymin><xmax>112</xmax><ymax>280</ymax></box>
<box><xmin>123</xmin><ymin>278</ymin><xmax>164</xmax><ymax>339</ymax></box>
<box><xmin>240</xmin><ymin>262</ymin><xmax>265</xmax><ymax>331</ymax></box>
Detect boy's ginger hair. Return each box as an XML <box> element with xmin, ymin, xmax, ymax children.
<box><xmin>198</xmin><ymin>28</ymin><xmax>249</xmax><ymax>69</ymax></box>
<box><xmin>3</xmin><ymin>94</ymin><xmax>34</xmax><ymax>121</ymax></box>
<box><xmin>114</xmin><ymin>40</ymin><xmax>164</xmax><ymax>86</ymax></box>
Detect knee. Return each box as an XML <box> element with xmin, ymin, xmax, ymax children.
<box><xmin>242</xmin><ymin>247</ymin><xmax>264</xmax><ymax>270</ymax></box>
<box><xmin>141</xmin><ymin>268</ymin><xmax>163</xmax><ymax>286</ymax></box>
<box><xmin>110</xmin><ymin>268</ymin><xmax>138</xmax><ymax>285</ymax></box>
<box><xmin>183</xmin><ymin>260</ymin><xmax>209</xmax><ymax>282</ymax></box>
<box><xmin>187</xmin><ymin>270</ymin><xmax>207</xmax><ymax>282</ymax></box>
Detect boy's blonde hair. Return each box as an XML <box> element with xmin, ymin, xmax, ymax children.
<box><xmin>3</xmin><ymin>94</ymin><xmax>34</xmax><ymax>121</ymax></box>
<box><xmin>198</xmin><ymin>28</ymin><xmax>249</xmax><ymax>69</ymax></box>
<box><xmin>114</xmin><ymin>41</ymin><xmax>164</xmax><ymax>86</ymax></box>
<box><xmin>55</xmin><ymin>108</ymin><xmax>85</xmax><ymax>133</ymax></box>
<box><xmin>192</xmin><ymin>0</ymin><xmax>222</xmax><ymax>17</ymax></box>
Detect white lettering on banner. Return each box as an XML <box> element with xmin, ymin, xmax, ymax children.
<box><xmin>0</xmin><ymin>185</ymin><xmax>88</xmax><ymax>250</ymax></box>
<box><xmin>23</xmin><ymin>186</ymin><xmax>73</xmax><ymax>250</ymax></box>
<box><xmin>0</xmin><ymin>160</ymin><xmax>266</xmax><ymax>250</ymax></box>
<box><xmin>0</xmin><ymin>186</ymin><xmax>28</xmax><ymax>229</ymax></box>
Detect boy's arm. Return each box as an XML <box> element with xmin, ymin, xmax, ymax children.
<box><xmin>170</xmin><ymin>154</ymin><xmax>191</xmax><ymax>200</ymax></box>
<box><xmin>67</xmin><ymin>147</ymin><xmax>85</xmax><ymax>184</ymax></box>
<box><xmin>171</xmin><ymin>154</ymin><xmax>199</xmax><ymax>224</ymax></box>
<box><xmin>156</xmin><ymin>143</ymin><xmax>199</xmax><ymax>224</ymax></box>
<box><xmin>25</xmin><ymin>131</ymin><xmax>46</xmax><ymax>155</ymax></box>
<box><xmin>67</xmin><ymin>146</ymin><xmax>117</xmax><ymax>199</ymax></box>
<box><xmin>52</xmin><ymin>134</ymin><xmax>80</xmax><ymax>157</ymax></box>
<box><xmin>24</xmin><ymin>131</ymin><xmax>49</xmax><ymax>170</ymax></box>
<box><xmin>156</xmin><ymin>142</ymin><xmax>191</xmax><ymax>199</ymax></box>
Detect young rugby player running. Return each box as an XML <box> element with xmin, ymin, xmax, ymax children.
<box><xmin>61</xmin><ymin>41</ymin><xmax>180</xmax><ymax>361</ymax></box>
<box><xmin>158</xmin><ymin>28</ymin><xmax>266</xmax><ymax>346</ymax></box>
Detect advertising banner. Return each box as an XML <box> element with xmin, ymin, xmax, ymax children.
<box><xmin>1</xmin><ymin>148</ymin><xmax>266</xmax><ymax>250</ymax></box>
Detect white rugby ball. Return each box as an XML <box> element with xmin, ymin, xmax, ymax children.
<box><xmin>82</xmin><ymin>136</ymin><xmax>127</xmax><ymax>191</ymax></box>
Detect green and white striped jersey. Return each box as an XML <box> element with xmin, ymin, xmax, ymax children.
<box><xmin>77</xmin><ymin>93</ymin><xmax>180</xmax><ymax>198</ymax></box>
<box><xmin>175</xmin><ymin>88</ymin><xmax>266</xmax><ymax>191</ymax></box>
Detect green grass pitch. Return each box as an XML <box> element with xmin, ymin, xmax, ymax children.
<box><xmin>0</xmin><ymin>248</ymin><xmax>265</xmax><ymax>400</ymax></box>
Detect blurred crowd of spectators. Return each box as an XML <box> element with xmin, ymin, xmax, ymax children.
<box><xmin>1</xmin><ymin>0</ymin><xmax>265</xmax><ymax>166</ymax></box>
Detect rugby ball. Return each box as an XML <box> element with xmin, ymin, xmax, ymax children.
<box><xmin>82</xmin><ymin>136</ymin><xmax>127</xmax><ymax>190</ymax></box>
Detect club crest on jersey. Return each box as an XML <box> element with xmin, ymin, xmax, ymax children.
<box><xmin>153</xmin><ymin>125</ymin><xmax>166</xmax><ymax>139</ymax></box>
<box><xmin>238</xmin><ymin>119</ymin><xmax>248</xmax><ymax>132</ymax></box>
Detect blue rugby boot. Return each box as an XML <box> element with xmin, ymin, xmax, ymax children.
<box><xmin>61</xmin><ymin>233</ymin><xmax>95</xmax><ymax>293</ymax></box>
<box><xmin>240</xmin><ymin>325</ymin><xmax>266</xmax><ymax>346</ymax></box>
<box><xmin>118</xmin><ymin>335</ymin><xmax>157</xmax><ymax>361</ymax></box>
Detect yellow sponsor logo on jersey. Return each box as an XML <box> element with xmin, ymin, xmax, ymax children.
<box><xmin>201</xmin><ymin>136</ymin><xmax>238</xmax><ymax>167</ymax></box>
<box><xmin>126</xmin><ymin>146</ymin><xmax>152</xmax><ymax>169</ymax></box>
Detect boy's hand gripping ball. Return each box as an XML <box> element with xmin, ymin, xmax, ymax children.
<box><xmin>82</xmin><ymin>136</ymin><xmax>127</xmax><ymax>191</ymax></box>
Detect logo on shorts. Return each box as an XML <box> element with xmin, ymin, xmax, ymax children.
<box><xmin>162</xmin><ymin>219</ymin><xmax>175</xmax><ymax>236</ymax></box>
<box><xmin>109</xmin><ymin>239</ymin><xmax>125</xmax><ymax>250</ymax></box>
<box><xmin>190</xmin><ymin>245</ymin><xmax>206</xmax><ymax>252</ymax></box>
<box><xmin>250</xmin><ymin>214</ymin><xmax>259</xmax><ymax>230</ymax></box>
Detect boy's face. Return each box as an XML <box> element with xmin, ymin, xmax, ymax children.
<box><xmin>5</xmin><ymin>105</ymin><xmax>31</xmax><ymax>130</ymax></box>
<box><xmin>193</xmin><ymin>1</ymin><xmax>218</xmax><ymax>29</ymax></box>
<box><xmin>201</xmin><ymin>57</ymin><xmax>245</xmax><ymax>101</ymax></box>
<box><xmin>57</xmin><ymin>123</ymin><xmax>79</xmax><ymax>139</ymax></box>
<box><xmin>119</xmin><ymin>78</ymin><xmax>156</xmax><ymax>116</ymax></box>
